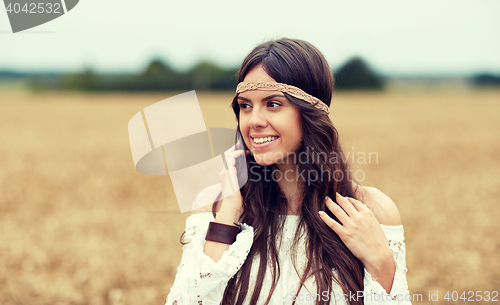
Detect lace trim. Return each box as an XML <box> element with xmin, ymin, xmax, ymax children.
<box><xmin>389</xmin><ymin>240</ymin><xmax>404</xmax><ymax>261</ymax></box>
<box><xmin>236</xmin><ymin>82</ymin><xmax>330</xmax><ymax>114</ymax></box>
<box><xmin>364</xmin><ymin>257</ymin><xmax>409</xmax><ymax>304</ymax></box>
<box><xmin>363</xmin><ymin>233</ymin><xmax>409</xmax><ymax>304</ymax></box>
<box><xmin>166</xmin><ymin>213</ymin><xmax>254</xmax><ymax>305</ymax></box>
<box><xmin>170</xmin><ymin>213</ymin><xmax>409</xmax><ymax>305</ymax></box>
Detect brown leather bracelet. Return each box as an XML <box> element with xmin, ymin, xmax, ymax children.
<box><xmin>205</xmin><ymin>221</ymin><xmax>241</xmax><ymax>244</ymax></box>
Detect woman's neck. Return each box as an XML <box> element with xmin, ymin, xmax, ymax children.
<box><xmin>274</xmin><ymin>162</ymin><xmax>304</xmax><ymax>215</ymax></box>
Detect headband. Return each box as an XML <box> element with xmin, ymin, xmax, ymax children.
<box><xmin>236</xmin><ymin>82</ymin><xmax>330</xmax><ymax>114</ymax></box>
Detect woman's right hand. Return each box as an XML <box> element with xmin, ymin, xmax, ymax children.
<box><xmin>215</xmin><ymin>144</ymin><xmax>250</xmax><ymax>223</ymax></box>
<box><xmin>204</xmin><ymin>144</ymin><xmax>249</xmax><ymax>261</ymax></box>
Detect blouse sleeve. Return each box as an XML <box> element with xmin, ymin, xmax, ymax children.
<box><xmin>165</xmin><ymin>212</ymin><xmax>254</xmax><ymax>305</ymax></box>
<box><xmin>363</xmin><ymin>225</ymin><xmax>412</xmax><ymax>304</ymax></box>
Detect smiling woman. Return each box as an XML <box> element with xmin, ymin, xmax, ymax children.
<box><xmin>237</xmin><ymin>65</ymin><xmax>304</xmax><ymax>168</ymax></box>
<box><xmin>165</xmin><ymin>38</ymin><xmax>411</xmax><ymax>305</ymax></box>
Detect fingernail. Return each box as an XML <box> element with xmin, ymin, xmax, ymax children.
<box><xmin>325</xmin><ymin>196</ymin><xmax>328</xmax><ymax>201</ymax></box>
<box><xmin>318</xmin><ymin>211</ymin><xmax>324</xmax><ymax>216</ymax></box>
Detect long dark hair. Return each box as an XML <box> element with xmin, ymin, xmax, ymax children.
<box><xmin>220</xmin><ymin>38</ymin><xmax>364</xmax><ymax>305</ymax></box>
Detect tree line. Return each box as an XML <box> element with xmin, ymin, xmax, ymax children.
<box><xmin>28</xmin><ymin>57</ymin><xmax>385</xmax><ymax>92</ymax></box>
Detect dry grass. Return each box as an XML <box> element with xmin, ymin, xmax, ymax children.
<box><xmin>0</xmin><ymin>89</ymin><xmax>499</xmax><ymax>304</ymax></box>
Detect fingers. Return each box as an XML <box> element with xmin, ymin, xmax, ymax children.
<box><xmin>220</xmin><ymin>149</ymin><xmax>250</xmax><ymax>197</ymax></box>
<box><xmin>224</xmin><ymin>149</ymin><xmax>248</xmax><ymax>166</ymax></box>
<box><xmin>324</xmin><ymin>196</ymin><xmax>349</xmax><ymax>225</ymax></box>
<box><xmin>320</xmin><ymin>193</ymin><xmax>367</xmax><ymax>232</ymax></box>
<box><xmin>318</xmin><ymin>210</ymin><xmax>346</xmax><ymax>235</ymax></box>
<box><xmin>225</xmin><ymin>143</ymin><xmax>248</xmax><ymax>157</ymax></box>
<box><xmin>235</xmin><ymin>138</ymin><xmax>245</xmax><ymax>151</ymax></box>
<box><xmin>345</xmin><ymin>197</ymin><xmax>368</xmax><ymax>212</ymax></box>
<box><xmin>220</xmin><ymin>167</ymin><xmax>239</xmax><ymax>197</ymax></box>
<box><xmin>335</xmin><ymin>192</ymin><xmax>358</xmax><ymax>216</ymax></box>
<box><xmin>226</xmin><ymin>144</ymin><xmax>236</xmax><ymax>154</ymax></box>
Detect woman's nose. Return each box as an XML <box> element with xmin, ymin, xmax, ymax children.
<box><xmin>247</xmin><ymin>108</ymin><xmax>267</xmax><ymax>129</ymax></box>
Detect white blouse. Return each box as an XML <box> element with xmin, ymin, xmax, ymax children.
<box><xmin>165</xmin><ymin>211</ymin><xmax>412</xmax><ymax>305</ymax></box>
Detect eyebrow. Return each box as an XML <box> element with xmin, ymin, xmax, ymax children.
<box><xmin>237</xmin><ymin>94</ymin><xmax>287</xmax><ymax>102</ymax></box>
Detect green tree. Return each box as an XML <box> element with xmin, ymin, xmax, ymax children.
<box><xmin>334</xmin><ymin>57</ymin><xmax>383</xmax><ymax>90</ymax></box>
<box><xmin>60</xmin><ymin>68</ymin><xmax>99</xmax><ymax>91</ymax></box>
<box><xmin>137</xmin><ymin>59</ymin><xmax>189</xmax><ymax>91</ymax></box>
<box><xmin>189</xmin><ymin>61</ymin><xmax>237</xmax><ymax>90</ymax></box>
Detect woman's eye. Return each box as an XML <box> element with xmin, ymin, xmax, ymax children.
<box><xmin>239</xmin><ymin>103</ymin><xmax>251</xmax><ymax>109</ymax></box>
<box><xmin>268</xmin><ymin>101</ymin><xmax>281</xmax><ymax>108</ymax></box>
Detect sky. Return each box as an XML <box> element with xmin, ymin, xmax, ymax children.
<box><xmin>1</xmin><ymin>0</ymin><xmax>499</xmax><ymax>76</ymax></box>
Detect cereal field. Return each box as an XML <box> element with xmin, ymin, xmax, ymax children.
<box><xmin>0</xmin><ymin>89</ymin><xmax>499</xmax><ymax>304</ymax></box>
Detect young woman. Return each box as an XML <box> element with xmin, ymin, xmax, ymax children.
<box><xmin>165</xmin><ymin>38</ymin><xmax>411</xmax><ymax>305</ymax></box>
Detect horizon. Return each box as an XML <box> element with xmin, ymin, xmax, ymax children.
<box><xmin>0</xmin><ymin>57</ymin><xmax>497</xmax><ymax>79</ymax></box>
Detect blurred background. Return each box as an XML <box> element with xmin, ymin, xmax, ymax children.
<box><xmin>1</xmin><ymin>0</ymin><xmax>499</xmax><ymax>304</ymax></box>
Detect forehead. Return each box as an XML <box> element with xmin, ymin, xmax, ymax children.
<box><xmin>239</xmin><ymin>64</ymin><xmax>287</xmax><ymax>99</ymax></box>
<box><xmin>243</xmin><ymin>63</ymin><xmax>276</xmax><ymax>83</ymax></box>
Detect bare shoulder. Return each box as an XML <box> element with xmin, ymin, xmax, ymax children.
<box><xmin>355</xmin><ymin>185</ymin><xmax>402</xmax><ymax>226</ymax></box>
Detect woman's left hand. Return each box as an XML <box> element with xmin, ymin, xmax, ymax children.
<box><xmin>319</xmin><ymin>192</ymin><xmax>395</xmax><ymax>291</ymax></box>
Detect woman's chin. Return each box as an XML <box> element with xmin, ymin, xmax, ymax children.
<box><xmin>253</xmin><ymin>152</ymin><xmax>282</xmax><ymax>167</ymax></box>
<box><xmin>254</xmin><ymin>159</ymin><xmax>274</xmax><ymax>167</ymax></box>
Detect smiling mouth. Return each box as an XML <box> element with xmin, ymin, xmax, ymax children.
<box><xmin>251</xmin><ymin>136</ymin><xmax>279</xmax><ymax>144</ymax></box>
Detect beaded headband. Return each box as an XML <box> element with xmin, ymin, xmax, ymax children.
<box><xmin>236</xmin><ymin>82</ymin><xmax>330</xmax><ymax>114</ymax></box>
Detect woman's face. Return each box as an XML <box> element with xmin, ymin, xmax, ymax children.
<box><xmin>237</xmin><ymin>64</ymin><xmax>303</xmax><ymax>167</ymax></box>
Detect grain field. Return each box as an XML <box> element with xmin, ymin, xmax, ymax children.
<box><xmin>0</xmin><ymin>89</ymin><xmax>499</xmax><ymax>304</ymax></box>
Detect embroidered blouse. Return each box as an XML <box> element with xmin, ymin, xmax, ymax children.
<box><xmin>165</xmin><ymin>188</ymin><xmax>411</xmax><ymax>305</ymax></box>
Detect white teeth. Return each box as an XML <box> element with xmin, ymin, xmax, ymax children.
<box><xmin>253</xmin><ymin>136</ymin><xmax>277</xmax><ymax>144</ymax></box>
